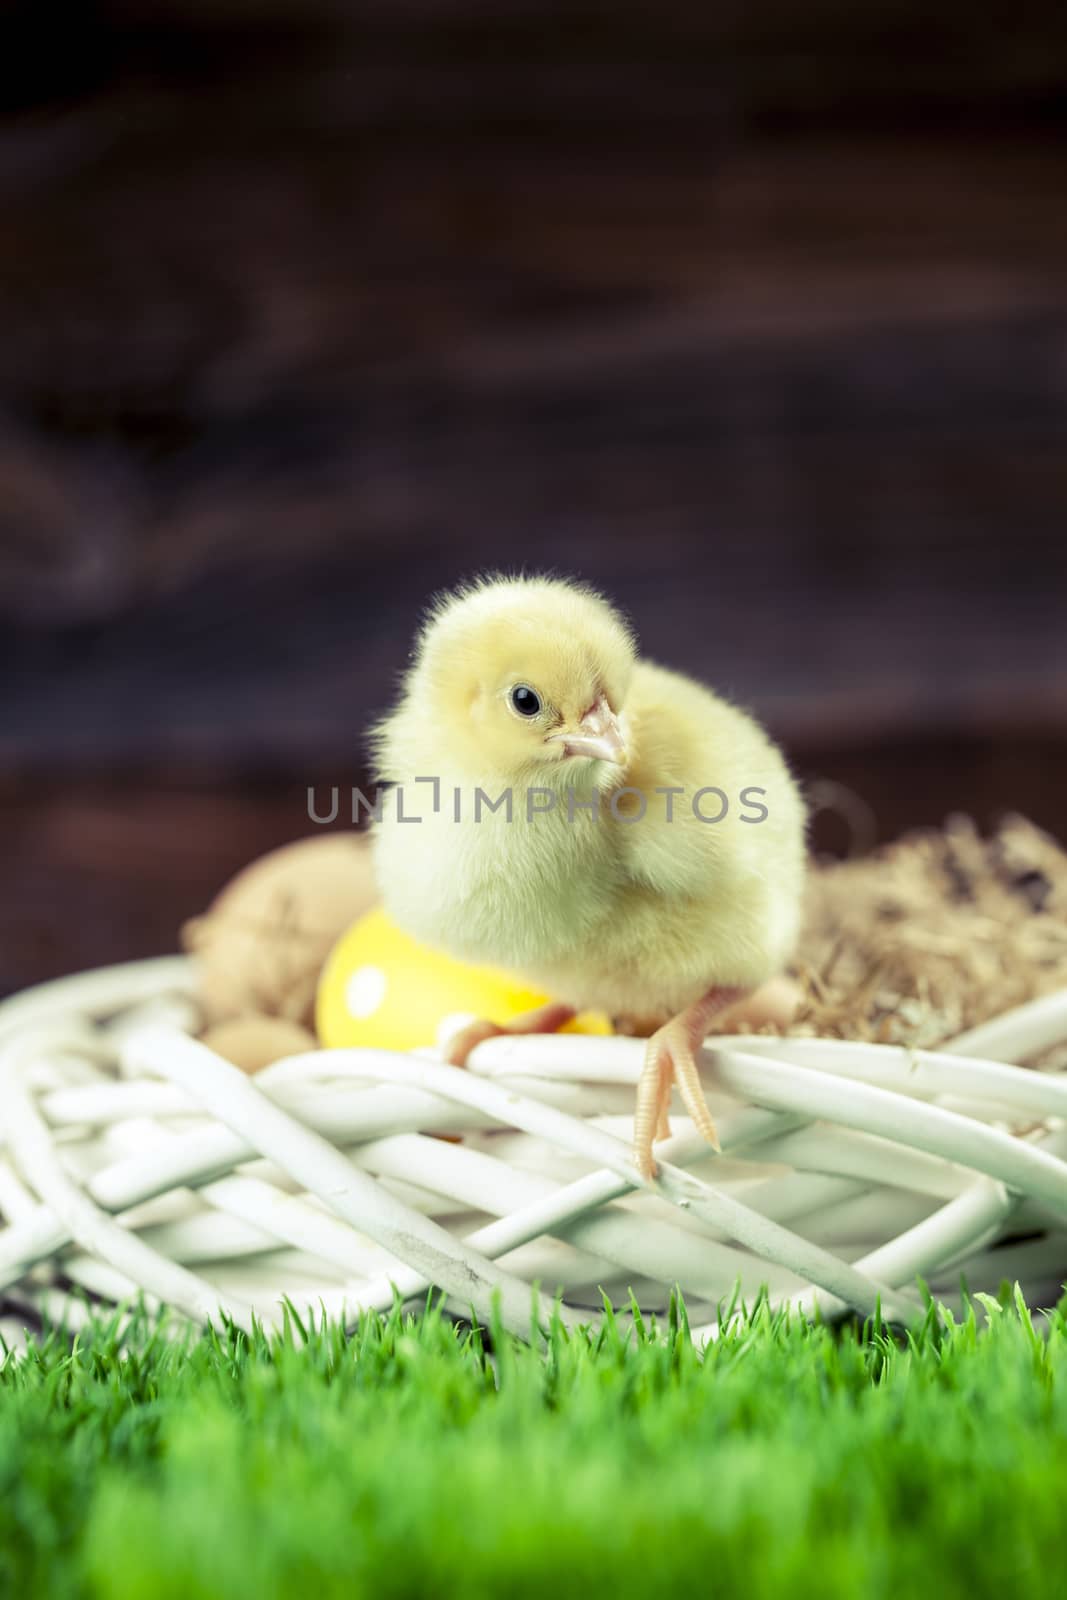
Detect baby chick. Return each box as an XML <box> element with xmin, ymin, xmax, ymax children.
<box><xmin>371</xmin><ymin>575</ymin><xmax>806</xmax><ymax>1178</ymax></box>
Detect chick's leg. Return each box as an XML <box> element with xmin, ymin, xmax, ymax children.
<box><xmin>444</xmin><ymin>1002</ymin><xmax>576</xmax><ymax>1067</ymax></box>
<box><xmin>632</xmin><ymin>985</ymin><xmax>748</xmax><ymax>1180</ymax></box>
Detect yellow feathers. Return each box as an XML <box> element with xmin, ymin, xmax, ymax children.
<box><xmin>370</xmin><ymin>574</ymin><xmax>806</xmax><ymax>1027</ymax></box>
<box><xmin>370</xmin><ymin>574</ymin><xmax>636</xmax><ymax>787</ymax></box>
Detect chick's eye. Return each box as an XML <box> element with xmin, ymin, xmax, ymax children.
<box><xmin>510</xmin><ymin>685</ymin><xmax>542</xmax><ymax>718</ymax></box>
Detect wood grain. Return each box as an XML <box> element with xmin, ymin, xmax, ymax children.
<box><xmin>2</xmin><ymin>3</ymin><xmax>1067</xmax><ymax>988</ymax></box>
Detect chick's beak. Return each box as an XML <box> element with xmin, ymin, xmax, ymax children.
<box><xmin>553</xmin><ymin>696</ymin><xmax>627</xmax><ymax>765</ymax></box>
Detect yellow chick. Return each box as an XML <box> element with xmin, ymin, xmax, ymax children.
<box><xmin>370</xmin><ymin>574</ymin><xmax>806</xmax><ymax>1177</ymax></box>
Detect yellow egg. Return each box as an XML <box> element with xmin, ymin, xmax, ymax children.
<box><xmin>316</xmin><ymin>908</ymin><xmax>612</xmax><ymax>1051</ymax></box>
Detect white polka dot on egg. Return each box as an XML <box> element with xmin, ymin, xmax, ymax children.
<box><xmin>345</xmin><ymin>964</ymin><xmax>388</xmax><ymax>1020</ymax></box>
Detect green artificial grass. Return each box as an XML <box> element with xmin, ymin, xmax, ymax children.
<box><xmin>2</xmin><ymin>1288</ymin><xmax>1066</xmax><ymax>1600</ymax></box>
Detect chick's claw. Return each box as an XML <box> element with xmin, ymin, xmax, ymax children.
<box><xmin>444</xmin><ymin>1001</ymin><xmax>576</xmax><ymax>1068</ymax></box>
<box><xmin>631</xmin><ymin>982</ymin><xmax>768</xmax><ymax>1178</ymax></box>
<box><xmin>632</xmin><ymin>1017</ymin><xmax>722</xmax><ymax>1180</ymax></box>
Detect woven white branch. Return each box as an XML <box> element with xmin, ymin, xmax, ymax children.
<box><xmin>1</xmin><ymin>957</ymin><xmax>1065</xmax><ymax>1343</ymax></box>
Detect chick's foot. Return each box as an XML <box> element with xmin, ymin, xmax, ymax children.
<box><xmin>443</xmin><ymin>1001</ymin><xmax>576</xmax><ymax>1067</ymax></box>
<box><xmin>632</xmin><ymin>985</ymin><xmax>748</xmax><ymax>1179</ymax></box>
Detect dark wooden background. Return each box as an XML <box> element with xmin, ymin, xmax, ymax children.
<box><xmin>3</xmin><ymin>1</ymin><xmax>1067</xmax><ymax>992</ymax></box>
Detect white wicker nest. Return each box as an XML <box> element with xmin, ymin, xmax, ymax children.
<box><xmin>2</xmin><ymin>957</ymin><xmax>1066</xmax><ymax>1345</ymax></box>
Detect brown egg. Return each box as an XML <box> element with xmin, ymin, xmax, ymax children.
<box><xmin>199</xmin><ymin>1016</ymin><xmax>318</xmax><ymax>1075</ymax></box>
<box><xmin>182</xmin><ymin>833</ymin><xmax>378</xmax><ymax>1028</ymax></box>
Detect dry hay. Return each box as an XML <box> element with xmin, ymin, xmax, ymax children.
<box><xmin>791</xmin><ymin>814</ymin><xmax>1067</xmax><ymax>1057</ymax></box>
